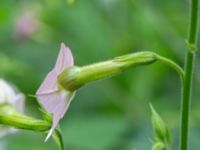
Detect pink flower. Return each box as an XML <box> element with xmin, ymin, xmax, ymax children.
<box><xmin>15</xmin><ymin>11</ymin><xmax>38</xmax><ymax>39</ymax></box>
<box><xmin>0</xmin><ymin>79</ymin><xmax>25</xmax><ymax>138</ymax></box>
<box><xmin>36</xmin><ymin>43</ymin><xmax>75</xmax><ymax>141</ymax></box>
<box><xmin>0</xmin><ymin>79</ymin><xmax>25</xmax><ymax>114</ymax></box>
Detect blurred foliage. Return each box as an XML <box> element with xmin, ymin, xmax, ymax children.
<box><xmin>0</xmin><ymin>0</ymin><xmax>200</xmax><ymax>150</ymax></box>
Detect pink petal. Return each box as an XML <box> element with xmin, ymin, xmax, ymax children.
<box><xmin>36</xmin><ymin>70</ymin><xmax>58</xmax><ymax>95</ymax></box>
<box><xmin>37</xmin><ymin>91</ymin><xmax>74</xmax><ymax>141</ymax></box>
<box><xmin>15</xmin><ymin>94</ymin><xmax>25</xmax><ymax>113</ymax></box>
<box><xmin>36</xmin><ymin>43</ymin><xmax>74</xmax><ymax>95</ymax></box>
<box><xmin>36</xmin><ymin>43</ymin><xmax>75</xmax><ymax>140</ymax></box>
<box><xmin>54</xmin><ymin>43</ymin><xmax>74</xmax><ymax>74</ymax></box>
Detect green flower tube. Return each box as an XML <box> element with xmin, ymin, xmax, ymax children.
<box><xmin>58</xmin><ymin>51</ymin><xmax>184</xmax><ymax>91</ymax></box>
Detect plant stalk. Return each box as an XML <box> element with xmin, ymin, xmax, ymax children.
<box><xmin>180</xmin><ymin>0</ymin><xmax>198</xmax><ymax>149</ymax></box>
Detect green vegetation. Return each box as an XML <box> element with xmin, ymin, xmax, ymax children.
<box><xmin>0</xmin><ymin>0</ymin><xmax>199</xmax><ymax>150</ymax></box>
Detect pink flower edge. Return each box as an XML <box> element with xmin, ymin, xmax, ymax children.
<box><xmin>36</xmin><ymin>43</ymin><xmax>74</xmax><ymax>141</ymax></box>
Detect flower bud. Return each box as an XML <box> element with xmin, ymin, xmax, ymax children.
<box><xmin>150</xmin><ymin>104</ymin><xmax>170</xmax><ymax>144</ymax></box>
<box><xmin>152</xmin><ymin>141</ymin><xmax>165</xmax><ymax>150</ymax></box>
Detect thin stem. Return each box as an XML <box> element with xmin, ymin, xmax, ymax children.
<box><xmin>53</xmin><ymin>129</ymin><xmax>64</xmax><ymax>150</ymax></box>
<box><xmin>188</xmin><ymin>0</ymin><xmax>199</xmax><ymax>44</ymax></box>
<box><xmin>180</xmin><ymin>0</ymin><xmax>199</xmax><ymax>149</ymax></box>
<box><xmin>156</xmin><ymin>55</ymin><xmax>185</xmax><ymax>81</ymax></box>
<box><xmin>180</xmin><ymin>52</ymin><xmax>194</xmax><ymax>150</ymax></box>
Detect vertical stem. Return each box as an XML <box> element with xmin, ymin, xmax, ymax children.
<box><xmin>180</xmin><ymin>0</ymin><xmax>198</xmax><ymax>150</ymax></box>
<box><xmin>180</xmin><ymin>52</ymin><xmax>194</xmax><ymax>150</ymax></box>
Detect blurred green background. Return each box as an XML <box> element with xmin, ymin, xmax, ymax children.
<box><xmin>0</xmin><ymin>0</ymin><xmax>200</xmax><ymax>150</ymax></box>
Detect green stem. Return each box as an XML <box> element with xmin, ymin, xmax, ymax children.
<box><xmin>180</xmin><ymin>0</ymin><xmax>198</xmax><ymax>149</ymax></box>
<box><xmin>53</xmin><ymin>129</ymin><xmax>64</xmax><ymax>150</ymax></box>
<box><xmin>188</xmin><ymin>0</ymin><xmax>199</xmax><ymax>45</ymax></box>
<box><xmin>156</xmin><ymin>55</ymin><xmax>184</xmax><ymax>82</ymax></box>
<box><xmin>180</xmin><ymin>52</ymin><xmax>194</xmax><ymax>150</ymax></box>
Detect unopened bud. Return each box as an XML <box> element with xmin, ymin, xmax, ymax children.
<box><xmin>150</xmin><ymin>104</ymin><xmax>170</xmax><ymax>144</ymax></box>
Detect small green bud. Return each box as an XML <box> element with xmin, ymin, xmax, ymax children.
<box><xmin>150</xmin><ymin>104</ymin><xmax>170</xmax><ymax>144</ymax></box>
